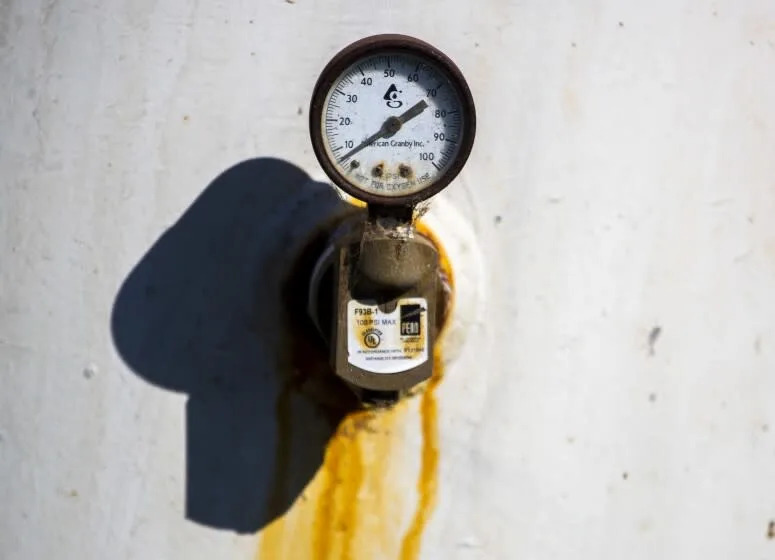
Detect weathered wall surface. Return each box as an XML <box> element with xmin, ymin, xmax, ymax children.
<box><xmin>2</xmin><ymin>1</ymin><xmax>775</xmax><ymax>559</ymax></box>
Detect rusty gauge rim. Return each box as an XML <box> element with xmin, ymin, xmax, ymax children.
<box><xmin>309</xmin><ymin>34</ymin><xmax>476</xmax><ymax>207</ymax></box>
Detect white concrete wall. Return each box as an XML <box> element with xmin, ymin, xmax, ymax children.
<box><xmin>2</xmin><ymin>1</ymin><xmax>775</xmax><ymax>559</ymax></box>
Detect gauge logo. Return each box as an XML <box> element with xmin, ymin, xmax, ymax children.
<box><xmin>362</xmin><ymin>328</ymin><xmax>382</xmax><ymax>349</ymax></box>
<box><xmin>383</xmin><ymin>84</ymin><xmax>403</xmax><ymax>108</ymax></box>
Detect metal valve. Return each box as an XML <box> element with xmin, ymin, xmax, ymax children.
<box><xmin>306</xmin><ymin>34</ymin><xmax>475</xmax><ymax>405</ymax></box>
<box><xmin>308</xmin><ymin>207</ymin><xmax>440</xmax><ymax>406</ymax></box>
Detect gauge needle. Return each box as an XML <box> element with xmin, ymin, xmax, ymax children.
<box><xmin>338</xmin><ymin>100</ymin><xmax>429</xmax><ymax>164</ymax></box>
<box><xmin>396</xmin><ymin>99</ymin><xmax>429</xmax><ymax>124</ymax></box>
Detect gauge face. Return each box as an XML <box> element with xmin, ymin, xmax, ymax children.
<box><xmin>310</xmin><ymin>35</ymin><xmax>476</xmax><ymax>205</ymax></box>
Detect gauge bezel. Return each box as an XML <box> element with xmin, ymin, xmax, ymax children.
<box><xmin>309</xmin><ymin>34</ymin><xmax>476</xmax><ymax>207</ymax></box>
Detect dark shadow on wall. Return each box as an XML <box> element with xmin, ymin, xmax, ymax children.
<box><xmin>111</xmin><ymin>158</ymin><xmax>360</xmax><ymax>533</ymax></box>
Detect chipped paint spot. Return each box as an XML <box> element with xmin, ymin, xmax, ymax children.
<box><xmin>83</xmin><ymin>363</ymin><xmax>97</xmax><ymax>379</ymax></box>
<box><xmin>648</xmin><ymin>326</ymin><xmax>661</xmax><ymax>356</ymax></box>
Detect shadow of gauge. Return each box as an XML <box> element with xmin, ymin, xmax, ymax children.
<box><xmin>110</xmin><ymin>157</ymin><xmax>361</xmax><ymax>533</ymax></box>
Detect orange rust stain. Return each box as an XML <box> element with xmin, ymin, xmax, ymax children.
<box><xmin>398</xmin><ymin>348</ymin><xmax>443</xmax><ymax>560</ymax></box>
<box><xmin>416</xmin><ymin>220</ymin><xmax>455</xmax><ymax>325</ymax></box>
<box><xmin>257</xmin><ymin>382</ymin><xmax>295</xmax><ymax>558</ymax></box>
<box><xmin>312</xmin><ymin>410</ymin><xmax>368</xmax><ymax>560</ymax></box>
<box><xmin>312</xmin><ymin>431</ymin><xmax>343</xmax><ymax>559</ymax></box>
<box><xmin>257</xmin><ymin>219</ymin><xmax>453</xmax><ymax>560</ymax></box>
<box><xmin>399</xmin><ymin>220</ymin><xmax>452</xmax><ymax>560</ymax></box>
<box><xmin>342</xmin><ymin>195</ymin><xmax>367</xmax><ymax>208</ymax></box>
<box><xmin>258</xmin><ymin>405</ymin><xmax>409</xmax><ymax>560</ymax></box>
<box><xmin>351</xmin><ymin>407</ymin><xmax>411</xmax><ymax>556</ymax></box>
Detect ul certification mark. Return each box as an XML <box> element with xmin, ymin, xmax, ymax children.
<box><xmin>363</xmin><ymin>328</ymin><xmax>382</xmax><ymax>348</ymax></box>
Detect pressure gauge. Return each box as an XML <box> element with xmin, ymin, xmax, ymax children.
<box><xmin>310</xmin><ymin>34</ymin><xmax>476</xmax><ymax>206</ymax></box>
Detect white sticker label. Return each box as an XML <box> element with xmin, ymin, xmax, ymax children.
<box><xmin>347</xmin><ymin>297</ymin><xmax>429</xmax><ymax>374</ymax></box>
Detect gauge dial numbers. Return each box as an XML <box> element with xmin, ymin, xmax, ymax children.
<box><xmin>310</xmin><ymin>35</ymin><xmax>476</xmax><ymax>206</ymax></box>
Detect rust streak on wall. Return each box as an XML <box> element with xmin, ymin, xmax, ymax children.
<box><xmin>257</xmin><ymin>218</ymin><xmax>453</xmax><ymax>560</ymax></box>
